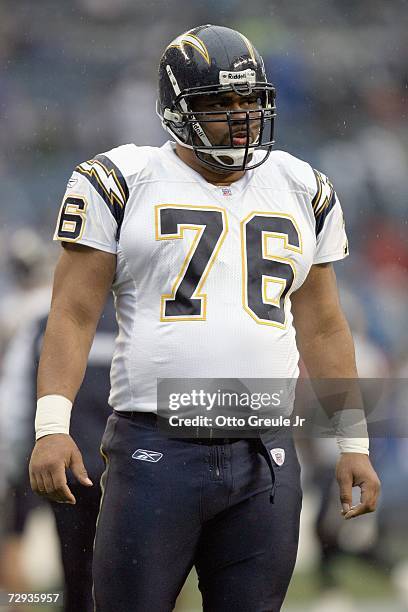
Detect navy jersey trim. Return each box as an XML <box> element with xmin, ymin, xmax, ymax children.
<box><xmin>75</xmin><ymin>154</ymin><xmax>129</xmax><ymax>237</ymax></box>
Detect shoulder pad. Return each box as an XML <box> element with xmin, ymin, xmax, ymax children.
<box><xmin>267</xmin><ymin>150</ymin><xmax>317</xmax><ymax>195</ymax></box>
<box><xmin>74</xmin><ymin>144</ymin><xmax>154</xmax><ymax>229</ymax></box>
<box><xmin>101</xmin><ymin>144</ymin><xmax>155</xmax><ymax>180</ymax></box>
<box><xmin>263</xmin><ymin>151</ymin><xmax>338</xmax><ymax>236</ymax></box>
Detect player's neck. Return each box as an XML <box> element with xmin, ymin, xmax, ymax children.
<box><xmin>175</xmin><ymin>144</ymin><xmax>245</xmax><ymax>186</ymax></box>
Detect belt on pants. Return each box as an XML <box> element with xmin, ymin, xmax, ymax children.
<box><xmin>113</xmin><ymin>410</ymin><xmax>276</xmax><ymax>503</ymax></box>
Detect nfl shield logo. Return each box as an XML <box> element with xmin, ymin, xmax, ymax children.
<box><xmin>270</xmin><ymin>448</ymin><xmax>285</xmax><ymax>466</ymax></box>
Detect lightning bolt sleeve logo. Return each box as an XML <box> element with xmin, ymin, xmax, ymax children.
<box><xmin>75</xmin><ymin>154</ymin><xmax>129</xmax><ymax>228</ymax></box>
<box><xmin>312</xmin><ymin>169</ymin><xmax>337</xmax><ymax>236</ymax></box>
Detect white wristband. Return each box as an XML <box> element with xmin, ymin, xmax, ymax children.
<box><xmin>336</xmin><ymin>437</ymin><xmax>369</xmax><ymax>454</ymax></box>
<box><xmin>35</xmin><ymin>395</ymin><xmax>73</xmax><ymax>440</ymax></box>
<box><xmin>332</xmin><ymin>408</ymin><xmax>369</xmax><ymax>455</ymax></box>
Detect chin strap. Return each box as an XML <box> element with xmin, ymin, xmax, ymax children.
<box><xmin>197</xmin><ymin>146</ymin><xmax>248</xmax><ymax>167</ymax></box>
<box><xmin>198</xmin><ymin>130</ymin><xmax>261</xmax><ymax>169</ymax></box>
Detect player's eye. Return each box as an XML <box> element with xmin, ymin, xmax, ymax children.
<box><xmin>243</xmin><ymin>96</ymin><xmax>262</xmax><ymax>107</ymax></box>
<box><xmin>207</xmin><ymin>99</ymin><xmax>227</xmax><ymax>109</ymax></box>
<box><xmin>192</xmin><ymin>98</ymin><xmax>225</xmax><ymax>112</ymax></box>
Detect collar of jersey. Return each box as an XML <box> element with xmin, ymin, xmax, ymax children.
<box><xmin>161</xmin><ymin>141</ymin><xmax>253</xmax><ymax>201</ymax></box>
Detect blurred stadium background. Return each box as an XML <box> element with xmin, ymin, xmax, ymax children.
<box><xmin>0</xmin><ymin>0</ymin><xmax>407</xmax><ymax>610</ymax></box>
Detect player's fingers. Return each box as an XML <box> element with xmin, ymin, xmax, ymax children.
<box><xmin>33</xmin><ymin>471</ymin><xmax>70</xmax><ymax>504</ymax></box>
<box><xmin>343</xmin><ymin>503</ymin><xmax>366</xmax><ymax>519</ymax></box>
<box><xmin>29</xmin><ymin>458</ymin><xmax>45</xmax><ymax>495</ymax></box>
<box><xmin>70</xmin><ymin>448</ymin><xmax>93</xmax><ymax>487</ymax></box>
<box><xmin>34</xmin><ymin>473</ymin><xmax>48</xmax><ymax>497</ymax></box>
<box><xmin>29</xmin><ymin>467</ymin><xmax>41</xmax><ymax>495</ymax></box>
<box><xmin>42</xmin><ymin>471</ymin><xmax>56</xmax><ymax>495</ymax></box>
<box><xmin>50</xmin><ymin>467</ymin><xmax>76</xmax><ymax>504</ymax></box>
<box><xmin>343</xmin><ymin>500</ymin><xmax>376</xmax><ymax>519</ymax></box>
<box><xmin>337</xmin><ymin>472</ymin><xmax>353</xmax><ymax>514</ymax></box>
<box><xmin>361</xmin><ymin>482</ymin><xmax>379</xmax><ymax>507</ymax></box>
<box><xmin>343</xmin><ymin>479</ymin><xmax>380</xmax><ymax>519</ymax></box>
<box><xmin>357</xmin><ymin>480</ymin><xmax>379</xmax><ymax>513</ymax></box>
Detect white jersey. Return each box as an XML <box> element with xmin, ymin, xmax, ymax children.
<box><xmin>54</xmin><ymin>141</ymin><xmax>348</xmax><ymax>412</ymax></box>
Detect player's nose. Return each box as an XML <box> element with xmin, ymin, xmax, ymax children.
<box><xmin>230</xmin><ymin>100</ymin><xmax>247</xmax><ymax>114</ymax></box>
<box><xmin>229</xmin><ymin>103</ymin><xmax>248</xmax><ymax>124</ymax></box>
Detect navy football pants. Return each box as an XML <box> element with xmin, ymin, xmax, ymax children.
<box><xmin>51</xmin><ymin>483</ymin><xmax>101</xmax><ymax>612</ymax></box>
<box><xmin>93</xmin><ymin>411</ymin><xmax>302</xmax><ymax>612</ymax></box>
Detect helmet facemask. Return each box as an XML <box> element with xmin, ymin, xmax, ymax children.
<box><xmin>160</xmin><ymin>67</ymin><xmax>276</xmax><ymax>172</ymax></box>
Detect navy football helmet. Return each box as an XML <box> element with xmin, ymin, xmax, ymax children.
<box><xmin>157</xmin><ymin>25</ymin><xmax>276</xmax><ymax>171</ymax></box>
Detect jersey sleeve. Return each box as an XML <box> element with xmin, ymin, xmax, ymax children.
<box><xmin>53</xmin><ymin>153</ymin><xmax>130</xmax><ymax>253</ymax></box>
<box><xmin>311</xmin><ymin>169</ymin><xmax>349</xmax><ymax>264</ymax></box>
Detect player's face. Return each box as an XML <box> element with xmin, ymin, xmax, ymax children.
<box><xmin>190</xmin><ymin>91</ymin><xmax>263</xmax><ymax>150</ymax></box>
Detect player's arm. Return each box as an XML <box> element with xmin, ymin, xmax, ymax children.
<box><xmin>29</xmin><ymin>243</ymin><xmax>116</xmax><ymax>504</ymax></box>
<box><xmin>291</xmin><ymin>262</ymin><xmax>381</xmax><ymax>518</ymax></box>
<box><xmin>292</xmin><ymin>262</ymin><xmax>355</xmax><ymax>378</ymax></box>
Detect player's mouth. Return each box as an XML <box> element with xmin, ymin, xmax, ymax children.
<box><xmin>231</xmin><ymin>131</ymin><xmax>251</xmax><ymax>146</ymax></box>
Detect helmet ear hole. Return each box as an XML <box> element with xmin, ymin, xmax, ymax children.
<box><xmin>168</xmin><ymin>120</ymin><xmax>190</xmax><ymax>144</ymax></box>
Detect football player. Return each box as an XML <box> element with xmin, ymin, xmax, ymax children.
<box><xmin>29</xmin><ymin>25</ymin><xmax>380</xmax><ymax>611</ymax></box>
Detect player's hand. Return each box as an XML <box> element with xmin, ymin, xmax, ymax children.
<box><xmin>29</xmin><ymin>433</ymin><xmax>93</xmax><ymax>504</ymax></box>
<box><xmin>335</xmin><ymin>453</ymin><xmax>381</xmax><ymax>520</ymax></box>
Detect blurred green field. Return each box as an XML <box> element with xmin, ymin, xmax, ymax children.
<box><xmin>0</xmin><ymin>539</ymin><xmax>403</xmax><ymax>612</ymax></box>
<box><xmin>173</xmin><ymin>555</ymin><xmax>400</xmax><ymax>611</ymax></box>
<box><xmin>286</xmin><ymin>556</ymin><xmax>395</xmax><ymax>601</ymax></box>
